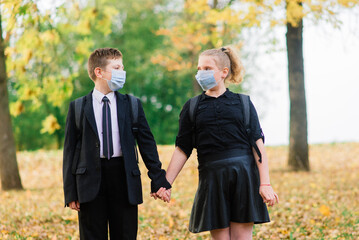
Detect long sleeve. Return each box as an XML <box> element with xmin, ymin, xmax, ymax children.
<box><xmin>175</xmin><ymin>100</ymin><xmax>194</xmax><ymax>158</ymax></box>
<box><xmin>135</xmin><ymin>99</ymin><xmax>171</xmax><ymax>193</ymax></box>
<box><xmin>249</xmin><ymin>97</ymin><xmax>265</xmax><ymax>143</ymax></box>
<box><xmin>62</xmin><ymin>101</ymin><xmax>79</xmax><ymax>206</ymax></box>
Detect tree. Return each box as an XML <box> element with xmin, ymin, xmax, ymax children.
<box><xmin>235</xmin><ymin>0</ymin><xmax>359</xmax><ymax>171</ymax></box>
<box><xmin>153</xmin><ymin>0</ymin><xmax>247</xmax><ymax>93</ymax></box>
<box><xmin>5</xmin><ymin>0</ymin><xmax>181</xmax><ymax>148</ymax></box>
<box><xmin>285</xmin><ymin>0</ymin><xmax>358</xmax><ymax>171</ymax></box>
<box><xmin>0</xmin><ymin>4</ymin><xmax>23</xmax><ymax>190</ymax></box>
<box><xmin>286</xmin><ymin>2</ymin><xmax>309</xmax><ymax>171</ymax></box>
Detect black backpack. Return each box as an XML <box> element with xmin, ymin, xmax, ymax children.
<box><xmin>188</xmin><ymin>93</ymin><xmax>262</xmax><ymax>163</ymax></box>
<box><xmin>71</xmin><ymin>94</ymin><xmax>140</xmax><ymax>174</ymax></box>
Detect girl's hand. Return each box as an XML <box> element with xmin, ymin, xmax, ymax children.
<box><xmin>259</xmin><ymin>185</ymin><xmax>279</xmax><ymax>207</ymax></box>
<box><xmin>160</xmin><ymin>189</ymin><xmax>171</xmax><ymax>203</ymax></box>
<box><xmin>150</xmin><ymin>187</ymin><xmax>166</xmax><ymax>200</ymax></box>
<box><xmin>150</xmin><ymin>187</ymin><xmax>171</xmax><ymax>203</ymax></box>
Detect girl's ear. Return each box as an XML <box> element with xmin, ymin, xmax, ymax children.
<box><xmin>222</xmin><ymin>67</ymin><xmax>229</xmax><ymax>79</ymax></box>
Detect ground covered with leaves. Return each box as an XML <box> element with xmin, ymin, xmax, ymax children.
<box><xmin>1</xmin><ymin>143</ymin><xmax>358</xmax><ymax>239</ymax></box>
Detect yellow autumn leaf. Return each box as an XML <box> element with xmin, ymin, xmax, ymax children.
<box><xmin>41</xmin><ymin>115</ymin><xmax>61</xmax><ymax>134</ymax></box>
<box><xmin>338</xmin><ymin>0</ymin><xmax>357</xmax><ymax>7</ymax></box>
<box><xmin>75</xmin><ymin>38</ymin><xmax>94</xmax><ymax>56</ymax></box>
<box><xmin>62</xmin><ymin>214</ymin><xmax>78</xmax><ymax>222</ymax></box>
<box><xmin>319</xmin><ymin>204</ymin><xmax>331</xmax><ymax>216</ymax></box>
<box><xmin>168</xmin><ymin>215</ymin><xmax>174</xmax><ymax>229</ymax></box>
<box><xmin>76</xmin><ymin>19</ymin><xmax>91</xmax><ymax>35</ymax></box>
<box><xmin>5</xmin><ymin>46</ymin><xmax>16</xmax><ymax>57</ymax></box>
<box><xmin>2</xmin><ymin>143</ymin><xmax>359</xmax><ymax>238</ymax></box>
<box><xmin>10</xmin><ymin>101</ymin><xmax>25</xmax><ymax>117</ymax></box>
<box><xmin>270</xmin><ymin>19</ymin><xmax>278</xmax><ymax>27</ymax></box>
<box><xmin>22</xmin><ymin>87</ymin><xmax>39</xmax><ymax>100</ymax></box>
<box><xmin>286</xmin><ymin>0</ymin><xmax>305</xmax><ymax>27</ymax></box>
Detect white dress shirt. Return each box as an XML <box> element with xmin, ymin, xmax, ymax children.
<box><xmin>92</xmin><ymin>88</ymin><xmax>122</xmax><ymax>157</ymax></box>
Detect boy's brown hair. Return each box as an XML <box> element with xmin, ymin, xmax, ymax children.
<box><xmin>87</xmin><ymin>48</ymin><xmax>123</xmax><ymax>81</ymax></box>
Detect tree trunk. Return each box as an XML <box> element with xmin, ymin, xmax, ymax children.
<box><xmin>0</xmin><ymin>13</ymin><xmax>23</xmax><ymax>190</ymax></box>
<box><xmin>286</xmin><ymin>18</ymin><xmax>310</xmax><ymax>171</ymax></box>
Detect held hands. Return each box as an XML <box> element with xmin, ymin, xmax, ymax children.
<box><xmin>259</xmin><ymin>185</ymin><xmax>279</xmax><ymax>207</ymax></box>
<box><xmin>150</xmin><ymin>187</ymin><xmax>171</xmax><ymax>203</ymax></box>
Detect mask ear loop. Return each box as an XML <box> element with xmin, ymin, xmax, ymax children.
<box><xmin>99</xmin><ymin>68</ymin><xmax>113</xmax><ymax>82</ymax></box>
<box><xmin>94</xmin><ymin>67</ymin><xmax>110</xmax><ymax>82</ymax></box>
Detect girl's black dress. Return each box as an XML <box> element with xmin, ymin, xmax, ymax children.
<box><xmin>176</xmin><ymin>89</ymin><xmax>270</xmax><ymax>233</ymax></box>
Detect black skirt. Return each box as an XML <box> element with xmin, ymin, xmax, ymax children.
<box><xmin>189</xmin><ymin>149</ymin><xmax>270</xmax><ymax>233</ymax></box>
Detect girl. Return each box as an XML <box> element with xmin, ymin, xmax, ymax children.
<box><xmin>155</xmin><ymin>46</ymin><xmax>278</xmax><ymax>240</ymax></box>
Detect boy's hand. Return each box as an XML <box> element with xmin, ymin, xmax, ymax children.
<box><xmin>150</xmin><ymin>187</ymin><xmax>171</xmax><ymax>203</ymax></box>
<box><xmin>69</xmin><ymin>201</ymin><xmax>80</xmax><ymax>211</ymax></box>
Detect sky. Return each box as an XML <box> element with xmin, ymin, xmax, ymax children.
<box><xmin>246</xmin><ymin>11</ymin><xmax>359</xmax><ymax>146</ymax></box>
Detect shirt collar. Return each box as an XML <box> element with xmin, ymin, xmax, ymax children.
<box><xmin>202</xmin><ymin>88</ymin><xmax>231</xmax><ymax>99</ymax></box>
<box><xmin>223</xmin><ymin>88</ymin><xmax>231</xmax><ymax>98</ymax></box>
<box><xmin>93</xmin><ymin>88</ymin><xmax>116</xmax><ymax>104</ymax></box>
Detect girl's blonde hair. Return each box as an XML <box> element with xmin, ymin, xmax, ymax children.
<box><xmin>199</xmin><ymin>46</ymin><xmax>244</xmax><ymax>84</ymax></box>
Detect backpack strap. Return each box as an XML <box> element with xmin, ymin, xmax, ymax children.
<box><xmin>239</xmin><ymin>94</ymin><xmax>262</xmax><ymax>163</ymax></box>
<box><xmin>189</xmin><ymin>95</ymin><xmax>200</xmax><ymax>123</ymax></box>
<box><xmin>239</xmin><ymin>94</ymin><xmax>250</xmax><ymax>129</ymax></box>
<box><xmin>128</xmin><ymin>94</ymin><xmax>139</xmax><ymax>137</ymax></box>
<box><xmin>74</xmin><ymin>96</ymin><xmax>85</xmax><ymax>131</ymax></box>
<box><xmin>127</xmin><ymin>94</ymin><xmax>139</xmax><ymax>163</ymax></box>
<box><xmin>188</xmin><ymin>95</ymin><xmax>201</xmax><ymax>148</ymax></box>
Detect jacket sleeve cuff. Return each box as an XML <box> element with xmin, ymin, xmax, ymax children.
<box><xmin>150</xmin><ymin>169</ymin><xmax>172</xmax><ymax>193</ymax></box>
<box><xmin>64</xmin><ymin>190</ymin><xmax>78</xmax><ymax>207</ymax></box>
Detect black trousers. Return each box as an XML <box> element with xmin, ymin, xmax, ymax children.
<box><xmin>78</xmin><ymin>157</ymin><xmax>138</xmax><ymax>240</ymax></box>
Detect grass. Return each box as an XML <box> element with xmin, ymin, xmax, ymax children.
<box><xmin>0</xmin><ymin>143</ymin><xmax>359</xmax><ymax>239</ymax></box>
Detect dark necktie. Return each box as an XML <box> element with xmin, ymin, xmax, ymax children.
<box><xmin>102</xmin><ymin>96</ymin><xmax>113</xmax><ymax>159</ymax></box>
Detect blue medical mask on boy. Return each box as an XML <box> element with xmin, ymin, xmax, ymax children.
<box><xmin>103</xmin><ymin>70</ymin><xmax>126</xmax><ymax>91</ymax></box>
<box><xmin>195</xmin><ymin>70</ymin><xmax>217</xmax><ymax>91</ymax></box>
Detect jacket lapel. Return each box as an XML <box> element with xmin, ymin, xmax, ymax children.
<box><xmin>83</xmin><ymin>91</ymin><xmax>100</xmax><ymax>141</ymax></box>
<box><xmin>115</xmin><ymin>91</ymin><xmax>127</xmax><ymax>138</ymax></box>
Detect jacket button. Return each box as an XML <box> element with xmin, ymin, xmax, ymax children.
<box><xmin>96</xmin><ymin>142</ymin><xmax>99</xmax><ymax>148</ymax></box>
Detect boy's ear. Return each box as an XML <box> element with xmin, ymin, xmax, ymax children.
<box><xmin>94</xmin><ymin>67</ymin><xmax>102</xmax><ymax>79</ymax></box>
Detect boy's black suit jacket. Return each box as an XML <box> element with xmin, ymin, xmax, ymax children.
<box><xmin>63</xmin><ymin>91</ymin><xmax>171</xmax><ymax>206</ymax></box>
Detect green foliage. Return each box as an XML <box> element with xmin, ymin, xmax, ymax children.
<box><xmin>5</xmin><ymin>0</ymin><xmax>358</xmax><ymax>149</ymax></box>
<box><xmin>5</xmin><ymin>0</ymin><xmax>187</xmax><ymax>148</ymax></box>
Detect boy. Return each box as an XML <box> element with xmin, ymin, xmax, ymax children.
<box><xmin>63</xmin><ymin>48</ymin><xmax>171</xmax><ymax>239</ymax></box>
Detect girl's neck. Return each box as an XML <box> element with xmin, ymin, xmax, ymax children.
<box><xmin>205</xmin><ymin>83</ymin><xmax>226</xmax><ymax>98</ymax></box>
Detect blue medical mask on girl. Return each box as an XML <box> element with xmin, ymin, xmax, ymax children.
<box><xmin>102</xmin><ymin>69</ymin><xmax>126</xmax><ymax>91</ymax></box>
<box><xmin>195</xmin><ymin>70</ymin><xmax>220</xmax><ymax>91</ymax></box>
